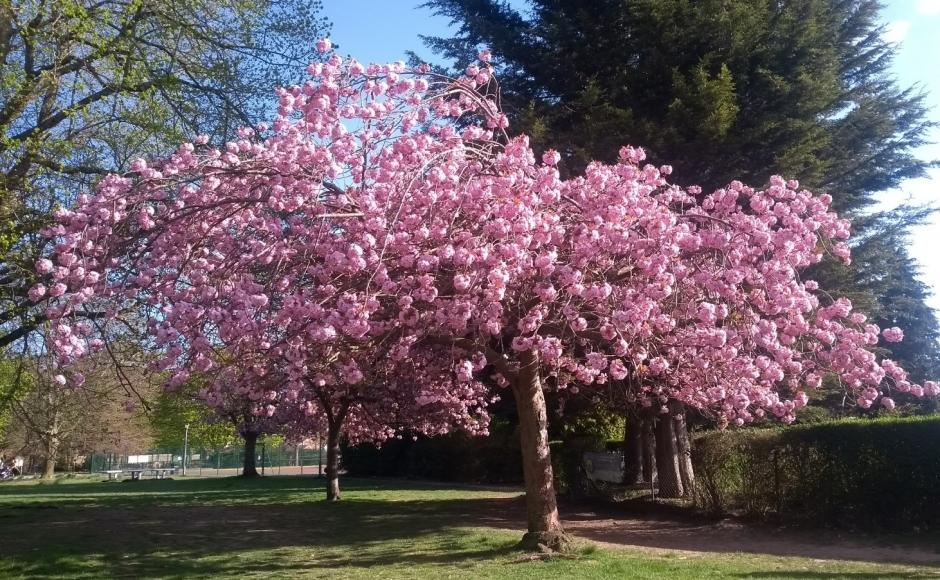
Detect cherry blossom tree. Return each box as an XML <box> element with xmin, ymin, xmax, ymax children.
<box><xmin>31</xmin><ymin>41</ymin><xmax>935</xmax><ymax>550</ymax></box>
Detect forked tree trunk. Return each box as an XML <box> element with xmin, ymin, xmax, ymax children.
<box><xmin>654</xmin><ymin>412</ymin><xmax>684</xmax><ymax>498</ymax></box>
<box><xmin>622</xmin><ymin>413</ymin><xmax>644</xmax><ymax>485</ymax></box>
<box><xmin>325</xmin><ymin>423</ymin><xmax>342</xmax><ymax>501</ymax></box>
<box><xmin>669</xmin><ymin>400</ymin><xmax>695</xmax><ymax>497</ymax></box>
<box><xmin>242</xmin><ymin>431</ymin><xmax>260</xmax><ymax>477</ymax></box>
<box><xmin>512</xmin><ymin>350</ymin><xmax>571</xmax><ymax>552</ymax></box>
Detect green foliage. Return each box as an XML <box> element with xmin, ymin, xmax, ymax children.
<box><xmin>693</xmin><ymin>416</ymin><xmax>940</xmax><ymax>530</ymax></box>
<box><xmin>259</xmin><ymin>433</ymin><xmax>285</xmax><ymax>448</ymax></box>
<box><xmin>149</xmin><ymin>381</ymin><xmax>235</xmax><ymax>450</ymax></box>
<box><xmin>560</xmin><ymin>406</ymin><xmax>624</xmax><ymax>442</ymax></box>
<box><xmin>0</xmin><ymin>355</ymin><xmax>31</xmax><ymax>445</ymax></box>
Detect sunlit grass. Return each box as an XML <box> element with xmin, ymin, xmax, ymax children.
<box><xmin>0</xmin><ymin>475</ymin><xmax>937</xmax><ymax>579</ymax></box>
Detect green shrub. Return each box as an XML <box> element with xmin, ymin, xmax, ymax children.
<box><xmin>560</xmin><ymin>407</ymin><xmax>624</xmax><ymax>442</ymax></box>
<box><xmin>693</xmin><ymin>415</ymin><xmax>940</xmax><ymax>530</ymax></box>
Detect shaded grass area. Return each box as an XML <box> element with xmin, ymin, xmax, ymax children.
<box><xmin>0</xmin><ymin>476</ymin><xmax>937</xmax><ymax>579</ymax></box>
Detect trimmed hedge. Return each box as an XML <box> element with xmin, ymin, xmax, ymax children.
<box><xmin>693</xmin><ymin>415</ymin><xmax>940</xmax><ymax>530</ymax></box>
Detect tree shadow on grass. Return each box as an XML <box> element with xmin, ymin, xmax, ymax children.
<box><xmin>0</xmin><ymin>477</ymin><xmax>527</xmax><ymax>578</ymax></box>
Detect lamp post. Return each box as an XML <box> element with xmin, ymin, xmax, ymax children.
<box><xmin>182</xmin><ymin>423</ymin><xmax>190</xmax><ymax>476</ymax></box>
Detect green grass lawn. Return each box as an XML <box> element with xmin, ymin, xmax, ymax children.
<box><xmin>0</xmin><ymin>475</ymin><xmax>937</xmax><ymax>579</ymax></box>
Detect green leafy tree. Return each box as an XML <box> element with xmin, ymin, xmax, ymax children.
<box><xmin>0</xmin><ymin>0</ymin><xmax>331</xmax><ymax>349</ymax></box>
<box><xmin>0</xmin><ymin>353</ymin><xmax>31</xmax><ymax>449</ymax></box>
<box><xmin>149</xmin><ymin>380</ymin><xmax>236</xmax><ymax>451</ymax></box>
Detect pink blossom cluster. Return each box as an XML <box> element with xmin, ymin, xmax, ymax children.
<box><xmin>31</xmin><ymin>41</ymin><xmax>935</xmax><ymax>439</ymax></box>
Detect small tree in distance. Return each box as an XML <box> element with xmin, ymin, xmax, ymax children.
<box><xmin>33</xmin><ymin>42</ymin><xmax>936</xmax><ymax>551</ymax></box>
<box><xmin>150</xmin><ymin>377</ymin><xmax>237</xmax><ymax>452</ymax></box>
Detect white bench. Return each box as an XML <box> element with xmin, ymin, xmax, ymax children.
<box><xmin>126</xmin><ymin>467</ymin><xmax>178</xmax><ymax>480</ymax></box>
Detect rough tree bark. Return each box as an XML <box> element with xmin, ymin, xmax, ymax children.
<box><xmin>40</xmin><ymin>407</ymin><xmax>60</xmax><ymax>480</ymax></box>
<box><xmin>654</xmin><ymin>412</ymin><xmax>684</xmax><ymax>498</ymax></box>
<box><xmin>622</xmin><ymin>412</ymin><xmax>645</xmax><ymax>485</ymax></box>
<box><xmin>325</xmin><ymin>421</ymin><xmax>342</xmax><ymax>501</ymax></box>
<box><xmin>41</xmin><ymin>435</ymin><xmax>58</xmax><ymax>480</ymax></box>
<box><xmin>512</xmin><ymin>350</ymin><xmax>571</xmax><ymax>552</ymax></box>
<box><xmin>242</xmin><ymin>431</ymin><xmax>260</xmax><ymax>477</ymax></box>
<box><xmin>669</xmin><ymin>399</ymin><xmax>695</xmax><ymax>497</ymax></box>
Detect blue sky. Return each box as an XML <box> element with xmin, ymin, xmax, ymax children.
<box><xmin>322</xmin><ymin>0</ymin><xmax>940</xmax><ymax>311</ymax></box>
<box><xmin>878</xmin><ymin>1</ymin><xmax>940</xmax><ymax>311</ymax></box>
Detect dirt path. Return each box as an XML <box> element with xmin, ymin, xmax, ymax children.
<box><xmin>548</xmin><ymin>501</ymin><xmax>940</xmax><ymax>567</ymax></box>
<box><xmin>357</xmin><ymin>478</ymin><xmax>940</xmax><ymax>567</ymax></box>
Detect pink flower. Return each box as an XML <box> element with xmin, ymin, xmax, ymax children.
<box><xmin>315</xmin><ymin>38</ymin><xmax>332</xmax><ymax>53</ymax></box>
<box><xmin>648</xmin><ymin>357</ymin><xmax>669</xmax><ymax>375</ymax></box>
<box><xmin>881</xmin><ymin>397</ymin><xmax>896</xmax><ymax>411</ymax></box>
<box><xmin>542</xmin><ymin>149</ymin><xmax>561</xmax><ymax>166</ymax></box>
<box><xmin>793</xmin><ymin>391</ymin><xmax>809</xmax><ymax>408</ymax></box>
<box><xmin>453</xmin><ymin>274</ymin><xmax>471</xmax><ymax>292</ymax></box>
<box><xmin>881</xmin><ymin>327</ymin><xmax>904</xmax><ymax>343</ymax></box>
<box><xmin>36</xmin><ymin>259</ymin><xmax>54</xmax><ymax>274</ymax></box>
<box><xmin>609</xmin><ymin>359</ymin><xmax>628</xmax><ymax>381</ymax></box>
<box><xmin>28</xmin><ymin>284</ymin><xmax>46</xmax><ymax>302</ymax></box>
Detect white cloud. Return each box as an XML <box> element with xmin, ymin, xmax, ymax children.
<box><xmin>917</xmin><ymin>0</ymin><xmax>940</xmax><ymax>15</ymax></box>
<box><xmin>883</xmin><ymin>20</ymin><xmax>912</xmax><ymax>44</ymax></box>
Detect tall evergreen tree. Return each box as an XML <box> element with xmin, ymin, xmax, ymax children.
<box><xmin>423</xmin><ymin>0</ymin><xmax>940</xmax><ymax>384</ymax></box>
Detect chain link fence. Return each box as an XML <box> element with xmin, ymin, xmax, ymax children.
<box><xmin>85</xmin><ymin>443</ymin><xmax>326</xmax><ymax>477</ymax></box>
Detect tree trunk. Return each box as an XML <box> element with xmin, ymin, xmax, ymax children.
<box><xmin>512</xmin><ymin>350</ymin><xmax>571</xmax><ymax>552</ymax></box>
<box><xmin>641</xmin><ymin>414</ymin><xmax>657</xmax><ymax>484</ymax></box>
<box><xmin>242</xmin><ymin>431</ymin><xmax>259</xmax><ymax>477</ymax></box>
<box><xmin>622</xmin><ymin>412</ymin><xmax>644</xmax><ymax>485</ymax></box>
<box><xmin>654</xmin><ymin>411</ymin><xmax>683</xmax><ymax>498</ymax></box>
<box><xmin>41</xmin><ymin>436</ymin><xmax>58</xmax><ymax>480</ymax></box>
<box><xmin>325</xmin><ymin>424</ymin><xmax>342</xmax><ymax>501</ymax></box>
<box><xmin>669</xmin><ymin>399</ymin><xmax>695</xmax><ymax>498</ymax></box>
